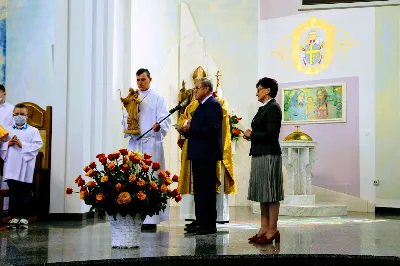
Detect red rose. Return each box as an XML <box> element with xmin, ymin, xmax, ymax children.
<box><xmin>175</xmin><ymin>194</ymin><xmax>182</xmax><ymax>203</ymax></box>
<box><xmin>123</xmin><ymin>156</ymin><xmax>128</xmax><ymax>163</ymax></box>
<box><xmin>75</xmin><ymin>175</ymin><xmax>82</xmax><ymax>183</ymax></box>
<box><xmin>80</xmin><ymin>186</ymin><xmax>87</xmax><ymax>192</ymax></box>
<box><xmin>172</xmin><ymin>174</ymin><xmax>179</xmax><ymax>182</ymax></box>
<box><xmin>144</xmin><ymin>153</ymin><xmax>152</xmax><ymax>159</ymax></box>
<box><xmin>77</xmin><ymin>178</ymin><xmax>85</xmax><ymax>187</ymax></box>
<box><xmin>115</xmin><ymin>183</ymin><xmax>123</xmax><ymax>191</ymax></box>
<box><xmin>113</xmin><ymin>152</ymin><xmax>120</xmax><ymax>160</ymax></box>
<box><xmin>119</xmin><ymin>149</ymin><xmax>129</xmax><ymax>155</ymax></box>
<box><xmin>87</xmin><ymin>181</ymin><xmax>97</xmax><ymax>188</ymax></box>
<box><xmin>165</xmin><ymin>170</ymin><xmax>171</xmax><ymax>176</ymax></box>
<box><xmin>143</xmin><ymin>159</ymin><xmax>152</xmax><ymax>166</ymax></box>
<box><xmin>96</xmin><ymin>153</ymin><xmax>106</xmax><ymax>159</ymax></box>
<box><xmin>65</xmin><ymin>188</ymin><xmax>73</xmax><ymax>194</ymax></box>
<box><xmin>171</xmin><ymin>189</ymin><xmax>179</xmax><ymax>197</ymax></box>
<box><xmin>121</xmin><ymin>164</ymin><xmax>130</xmax><ymax>172</ymax></box>
<box><xmin>99</xmin><ymin>157</ymin><xmax>108</xmax><ymax>165</ymax></box>
<box><xmin>152</xmin><ymin>162</ymin><xmax>161</xmax><ymax>171</ymax></box>
<box><xmin>83</xmin><ymin>166</ymin><xmax>91</xmax><ymax>173</ymax></box>
<box><xmin>236</xmin><ymin>117</ymin><xmax>242</xmax><ymax>121</ymax></box>
<box><xmin>89</xmin><ymin>161</ymin><xmax>96</xmax><ymax>169</ymax></box>
<box><xmin>107</xmin><ymin>154</ymin><xmax>114</xmax><ymax>160</ymax></box>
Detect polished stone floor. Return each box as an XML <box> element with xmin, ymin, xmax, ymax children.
<box><xmin>1</xmin><ymin>207</ymin><xmax>400</xmax><ymax>265</ymax></box>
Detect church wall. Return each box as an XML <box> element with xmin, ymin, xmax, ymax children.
<box><xmin>374</xmin><ymin>6</ymin><xmax>400</xmax><ymax>208</ymax></box>
<box><xmin>258</xmin><ymin>7</ymin><xmax>376</xmax><ymax>205</ymax></box>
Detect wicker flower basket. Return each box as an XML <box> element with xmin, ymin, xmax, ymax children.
<box><xmin>108</xmin><ymin>213</ymin><xmax>143</xmax><ymax>248</ymax></box>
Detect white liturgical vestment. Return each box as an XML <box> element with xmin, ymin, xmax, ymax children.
<box><xmin>0</xmin><ymin>102</ymin><xmax>14</xmax><ymax>128</ymax></box>
<box><xmin>0</xmin><ymin>124</ymin><xmax>43</xmax><ymax>183</ymax></box>
<box><xmin>122</xmin><ymin>88</ymin><xmax>171</xmax><ymax>224</ymax></box>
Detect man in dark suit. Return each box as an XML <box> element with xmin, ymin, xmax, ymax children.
<box><xmin>179</xmin><ymin>77</ymin><xmax>223</xmax><ymax>235</ymax></box>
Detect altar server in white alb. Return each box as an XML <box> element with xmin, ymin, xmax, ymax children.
<box><xmin>1</xmin><ymin>103</ymin><xmax>43</xmax><ymax>229</ymax></box>
<box><xmin>0</xmin><ymin>85</ymin><xmax>14</xmax><ymax>209</ymax></box>
<box><xmin>122</xmin><ymin>68</ymin><xmax>171</xmax><ymax>229</ymax></box>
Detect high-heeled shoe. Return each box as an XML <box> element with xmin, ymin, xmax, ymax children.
<box><xmin>256</xmin><ymin>230</ymin><xmax>280</xmax><ymax>244</ymax></box>
<box><xmin>248</xmin><ymin>232</ymin><xmax>266</xmax><ymax>242</ymax></box>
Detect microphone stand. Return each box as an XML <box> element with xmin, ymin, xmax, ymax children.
<box><xmin>136</xmin><ymin>101</ymin><xmax>187</xmax><ymax>141</ymax></box>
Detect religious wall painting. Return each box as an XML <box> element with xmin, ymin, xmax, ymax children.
<box><xmin>282</xmin><ymin>83</ymin><xmax>346</xmax><ymax>124</ymax></box>
<box><xmin>0</xmin><ymin>1</ymin><xmax>6</xmax><ymax>84</ymax></box>
<box><xmin>271</xmin><ymin>17</ymin><xmax>359</xmax><ymax>75</ymax></box>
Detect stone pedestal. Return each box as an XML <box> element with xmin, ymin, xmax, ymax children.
<box><xmin>279</xmin><ymin>141</ymin><xmax>347</xmax><ymax>217</ymax></box>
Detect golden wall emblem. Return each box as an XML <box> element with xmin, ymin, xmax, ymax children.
<box><xmin>271</xmin><ymin>17</ymin><xmax>359</xmax><ymax>75</ymax></box>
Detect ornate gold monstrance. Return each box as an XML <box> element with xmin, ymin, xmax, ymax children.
<box><xmin>120</xmin><ymin>88</ymin><xmax>141</xmax><ymax>135</ymax></box>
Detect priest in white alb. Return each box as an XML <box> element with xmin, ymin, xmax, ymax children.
<box><xmin>122</xmin><ymin>68</ymin><xmax>171</xmax><ymax>229</ymax></box>
<box><xmin>0</xmin><ymin>103</ymin><xmax>43</xmax><ymax>229</ymax></box>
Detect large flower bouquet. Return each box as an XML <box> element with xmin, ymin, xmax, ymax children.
<box><xmin>66</xmin><ymin>149</ymin><xmax>182</xmax><ymax>220</ymax></box>
<box><xmin>229</xmin><ymin>112</ymin><xmax>243</xmax><ymax>142</ymax></box>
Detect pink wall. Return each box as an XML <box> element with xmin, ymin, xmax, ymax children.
<box><xmin>260</xmin><ymin>0</ymin><xmax>304</xmax><ymax>20</ymax></box>
<box><xmin>278</xmin><ymin>77</ymin><xmax>360</xmax><ymax>197</ymax></box>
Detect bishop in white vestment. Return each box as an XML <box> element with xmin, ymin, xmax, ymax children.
<box><xmin>0</xmin><ymin>103</ymin><xmax>43</xmax><ymax>228</ymax></box>
<box><xmin>122</xmin><ymin>69</ymin><xmax>171</xmax><ymax>226</ymax></box>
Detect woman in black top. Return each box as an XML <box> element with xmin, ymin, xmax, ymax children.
<box><xmin>244</xmin><ymin>77</ymin><xmax>283</xmax><ymax>244</ymax></box>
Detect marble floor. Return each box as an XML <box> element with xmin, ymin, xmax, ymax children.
<box><xmin>1</xmin><ymin>207</ymin><xmax>400</xmax><ymax>265</ymax></box>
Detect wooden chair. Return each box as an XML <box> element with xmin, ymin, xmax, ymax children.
<box><xmin>0</xmin><ymin>103</ymin><xmax>52</xmax><ymax>225</ymax></box>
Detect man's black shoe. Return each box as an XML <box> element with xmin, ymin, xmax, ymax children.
<box><xmin>195</xmin><ymin>228</ymin><xmax>217</xmax><ymax>235</ymax></box>
<box><xmin>185</xmin><ymin>221</ymin><xmax>198</xmax><ymax>228</ymax></box>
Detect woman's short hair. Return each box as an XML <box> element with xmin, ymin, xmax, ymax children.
<box><xmin>256</xmin><ymin>77</ymin><xmax>278</xmax><ymax>98</ymax></box>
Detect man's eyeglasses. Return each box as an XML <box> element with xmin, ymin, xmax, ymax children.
<box><xmin>257</xmin><ymin>87</ymin><xmax>267</xmax><ymax>93</ymax></box>
<box><xmin>194</xmin><ymin>86</ymin><xmax>207</xmax><ymax>90</ymax></box>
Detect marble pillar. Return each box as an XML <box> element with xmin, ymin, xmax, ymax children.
<box><xmin>279</xmin><ymin>141</ymin><xmax>348</xmax><ymax>217</ymax></box>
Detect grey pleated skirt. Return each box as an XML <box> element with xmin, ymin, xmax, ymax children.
<box><xmin>247</xmin><ymin>155</ymin><xmax>284</xmax><ymax>203</ymax></box>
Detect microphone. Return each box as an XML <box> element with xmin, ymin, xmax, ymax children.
<box><xmin>136</xmin><ymin>99</ymin><xmax>189</xmax><ymax>141</ymax></box>
<box><xmin>169</xmin><ymin>99</ymin><xmax>189</xmax><ymax>114</ymax></box>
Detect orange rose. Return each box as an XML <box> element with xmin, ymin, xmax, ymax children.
<box><xmin>137</xmin><ymin>191</ymin><xmax>146</xmax><ymax>200</ymax></box>
<box><xmin>233</xmin><ymin>129</ymin><xmax>241</xmax><ymax>135</ymax></box>
<box><xmin>107</xmin><ymin>162</ymin><xmax>116</xmax><ymax>171</ymax></box>
<box><xmin>87</xmin><ymin>180</ymin><xmax>97</xmax><ymax>188</ymax></box>
<box><xmin>83</xmin><ymin>166</ymin><xmax>91</xmax><ymax>173</ymax></box>
<box><xmin>141</xmin><ymin>164</ymin><xmax>149</xmax><ymax>173</ymax></box>
<box><xmin>96</xmin><ymin>193</ymin><xmax>105</xmax><ymax>203</ymax></box>
<box><xmin>119</xmin><ymin>149</ymin><xmax>129</xmax><ymax>156</ymax></box>
<box><xmin>152</xmin><ymin>162</ymin><xmax>161</xmax><ymax>171</ymax></box>
<box><xmin>130</xmin><ymin>155</ymin><xmax>141</xmax><ymax>164</ymax></box>
<box><xmin>165</xmin><ymin>170</ymin><xmax>171</xmax><ymax>176</ymax></box>
<box><xmin>86</xmin><ymin>169</ymin><xmax>93</xmax><ymax>176</ymax></box>
<box><xmin>89</xmin><ymin>161</ymin><xmax>96</xmax><ymax>169</ymax></box>
<box><xmin>175</xmin><ymin>194</ymin><xmax>182</xmax><ymax>203</ymax></box>
<box><xmin>158</xmin><ymin>171</ymin><xmax>167</xmax><ymax>179</ymax></box>
<box><xmin>164</xmin><ymin>177</ymin><xmax>172</xmax><ymax>185</ymax></box>
<box><xmin>65</xmin><ymin>188</ymin><xmax>73</xmax><ymax>194</ymax></box>
<box><xmin>121</xmin><ymin>164</ymin><xmax>130</xmax><ymax>172</ymax></box>
<box><xmin>143</xmin><ymin>159</ymin><xmax>152</xmax><ymax>166</ymax></box>
<box><xmin>144</xmin><ymin>153</ymin><xmax>152</xmax><ymax>159</ymax></box>
<box><xmin>129</xmin><ymin>174</ymin><xmax>137</xmax><ymax>182</ymax></box>
<box><xmin>149</xmin><ymin>181</ymin><xmax>158</xmax><ymax>190</ymax></box>
<box><xmin>138</xmin><ymin>179</ymin><xmax>145</xmax><ymax>187</ymax></box>
<box><xmin>75</xmin><ymin>175</ymin><xmax>82</xmax><ymax>183</ymax></box>
<box><xmin>101</xmin><ymin>176</ymin><xmax>109</xmax><ymax>183</ymax></box>
<box><xmin>172</xmin><ymin>175</ymin><xmax>179</xmax><ymax>182</ymax></box>
<box><xmin>160</xmin><ymin>184</ymin><xmax>168</xmax><ymax>192</ymax></box>
<box><xmin>117</xmin><ymin>192</ymin><xmax>131</xmax><ymax>204</ymax></box>
<box><xmin>80</xmin><ymin>191</ymin><xmax>88</xmax><ymax>200</ymax></box>
<box><xmin>115</xmin><ymin>183</ymin><xmax>123</xmax><ymax>191</ymax></box>
<box><xmin>236</xmin><ymin>117</ymin><xmax>242</xmax><ymax>121</ymax></box>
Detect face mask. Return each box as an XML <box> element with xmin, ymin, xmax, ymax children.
<box><xmin>0</xmin><ymin>98</ymin><xmax>3</xmax><ymax>102</ymax></box>
<box><xmin>14</xmin><ymin>115</ymin><xmax>26</xmax><ymax>125</ymax></box>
